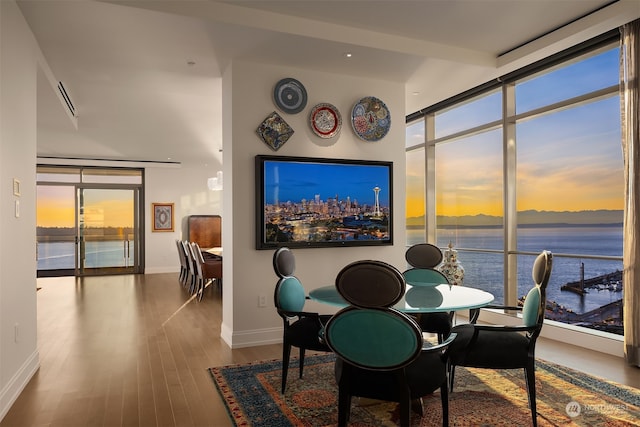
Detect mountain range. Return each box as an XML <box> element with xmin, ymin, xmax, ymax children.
<box><xmin>407</xmin><ymin>209</ymin><xmax>623</xmax><ymax>228</ymax></box>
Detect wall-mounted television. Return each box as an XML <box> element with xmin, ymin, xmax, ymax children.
<box><xmin>256</xmin><ymin>155</ymin><xmax>393</xmax><ymax>249</ymax></box>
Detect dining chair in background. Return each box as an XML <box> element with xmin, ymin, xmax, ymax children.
<box><xmin>447</xmin><ymin>250</ymin><xmax>553</xmax><ymax>427</ymax></box>
<box><xmin>181</xmin><ymin>240</ymin><xmax>197</xmax><ymax>294</ymax></box>
<box><xmin>175</xmin><ymin>239</ymin><xmax>188</xmax><ymax>286</ymax></box>
<box><xmin>324</xmin><ymin>259</ymin><xmax>454</xmax><ymax>427</ymax></box>
<box><xmin>404</xmin><ymin>243</ymin><xmax>454</xmax><ymax>343</ymax></box>
<box><xmin>272</xmin><ymin>247</ymin><xmax>331</xmax><ymax>393</ymax></box>
<box><xmin>190</xmin><ymin>242</ymin><xmax>222</xmax><ymax>301</ymax></box>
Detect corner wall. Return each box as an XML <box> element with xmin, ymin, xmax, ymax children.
<box><xmin>222</xmin><ymin>60</ymin><xmax>408</xmax><ymax>348</ymax></box>
<box><xmin>0</xmin><ymin>1</ymin><xmax>41</xmax><ymax>419</ymax></box>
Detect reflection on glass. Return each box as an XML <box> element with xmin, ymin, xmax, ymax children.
<box><xmin>435</xmin><ymin>90</ymin><xmax>501</xmax><ymax>139</ymax></box>
<box><xmin>406</xmin><ymin>147</ymin><xmax>425</xmax><ymax>238</ymax></box>
<box><xmin>516</xmin><ymin>47</ymin><xmax>618</xmax><ymax>113</ymax></box>
<box><xmin>406</xmin><ymin>120</ymin><xmax>425</xmax><ymax>148</ymax></box>
<box><xmin>37</xmin><ymin>185</ymin><xmax>76</xmax><ymax>270</ymax></box>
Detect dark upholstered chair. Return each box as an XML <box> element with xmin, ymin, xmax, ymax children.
<box><xmin>190</xmin><ymin>242</ymin><xmax>222</xmax><ymax>301</ymax></box>
<box><xmin>176</xmin><ymin>239</ymin><xmax>189</xmax><ymax>286</ymax></box>
<box><xmin>404</xmin><ymin>243</ymin><xmax>453</xmax><ymax>343</ymax></box>
<box><xmin>447</xmin><ymin>250</ymin><xmax>553</xmax><ymax>427</ymax></box>
<box><xmin>324</xmin><ymin>260</ymin><xmax>454</xmax><ymax>427</ymax></box>
<box><xmin>273</xmin><ymin>247</ymin><xmax>331</xmax><ymax>393</ymax></box>
<box><xmin>181</xmin><ymin>240</ymin><xmax>197</xmax><ymax>294</ymax></box>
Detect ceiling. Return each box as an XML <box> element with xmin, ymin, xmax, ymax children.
<box><xmin>16</xmin><ymin>0</ymin><xmax>633</xmax><ymax>165</ymax></box>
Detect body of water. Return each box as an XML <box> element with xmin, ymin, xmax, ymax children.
<box><xmin>37</xmin><ymin>241</ymin><xmax>133</xmax><ymax>270</ymax></box>
<box><xmin>39</xmin><ymin>227</ymin><xmax>623</xmax><ymax>316</ymax></box>
<box><xmin>411</xmin><ymin>226</ymin><xmax>623</xmax><ymax>315</ymax></box>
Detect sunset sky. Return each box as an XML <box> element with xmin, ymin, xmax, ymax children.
<box><xmin>406</xmin><ymin>47</ymin><xmax>623</xmax><ymax>219</ymax></box>
<box><xmin>37</xmin><ymin>186</ymin><xmax>134</xmax><ymax>228</ymax></box>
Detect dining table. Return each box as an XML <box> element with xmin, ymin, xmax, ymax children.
<box><xmin>308</xmin><ymin>282</ymin><xmax>494</xmax><ymax>314</ymax></box>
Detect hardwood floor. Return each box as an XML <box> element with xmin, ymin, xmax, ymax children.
<box><xmin>2</xmin><ymin>273</ymin><xmax>638</xmax><ymax>426</ymax></box>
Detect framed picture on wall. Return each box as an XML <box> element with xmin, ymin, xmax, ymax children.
<box><xmin>152</xmin><ymin>202</ymin><xmax>174</xmax><ymax>232</ymax></box>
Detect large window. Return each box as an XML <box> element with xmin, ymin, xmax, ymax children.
<box><xmin>37</xmin><ymin>165</ymin><xmax>145</xmax><ymax>277</ymax></box>
<box><xmin>406</xmin><ymin>37</ymin><xmax>623</xmax><ymax>335</ymax></box>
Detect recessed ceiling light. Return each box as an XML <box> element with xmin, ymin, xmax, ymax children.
<box><xmin>412</xmin><ymin>91</ymin><xmax>420</xmax><ymax>96</ymax></box>
<box><xmin>343</xmin><ymin>52</ymin><xmax>353</xmax><ymax>58</ymax></box>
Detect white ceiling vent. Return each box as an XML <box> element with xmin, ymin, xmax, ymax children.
<box><xmin>57</xmin><ymin>81</ymin><xmax>76</xmax><ymax>117</ymax></box>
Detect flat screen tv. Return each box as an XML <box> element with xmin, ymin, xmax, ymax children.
<box><xmin>256</xmin><ymin>155</ymin><xmax>393</xmax><ymax>249</ymax></box>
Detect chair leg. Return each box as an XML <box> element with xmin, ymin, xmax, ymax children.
<box><xmin>448</xmin><ymin>365</ymin><xmax>456</xmax><ymax>392</ymax></box>
<box><xmin>525</xmin><ymin>364</ymin><xmax>538</xmax><ymax>427</ymax></box>
<box><xmin>411</xmin><ymin>397</ymin><xmax>424</xmax><ymax>417</ymax></box>
<box><xmin>337</xmin><ymin>384</ymin><xmax>351</xmax><ymax>427</ymax></box>
<box><xmin>440</xmin><ymin>382</ymin><xmax>449</xmax><ymax>427</ymax></box>
<box><xmin>299</xmin><ymin>348</ymin><xmax>306</xmax><ymax>378</ymax></box>
<box><xmin>281</xmin><ymin>343</ymin><xmax>291</xmax><ymax>394</ymax></box>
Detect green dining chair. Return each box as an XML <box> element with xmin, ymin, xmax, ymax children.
<box><xmin>325</xmin><ymin>260</ymin><xmax>454</xmax><ymax>427</ymax></box>
<box><xmin>447</xmin><ymin>250</ymin><xmax>553</xmax><ymax>427</ymax></box>
<box><xmin>273</xmin><ymin>247</ymin><xmax>331</xmax><ymax>393</ymax></box>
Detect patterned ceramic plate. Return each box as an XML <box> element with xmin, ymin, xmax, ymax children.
<box><xmin>273</xmin><ymin>78</ymin><xmax>307</xmax><ymax>114</ymax></box>
<box><xmin>256</xmin><ymin>111</ymin><xmax>294</xmax><ymax>151</ymax></box>
<box><xmin>309</xmin><ymin>103</ymin><xmax>342</xmax><ymax>138</ymax></box>
<box><xmin>351</xmin><ymin>96</ymin><xmax>390</xmax><ymax>142</ymax></box>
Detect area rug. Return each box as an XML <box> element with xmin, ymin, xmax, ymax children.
<box><xmin>209</xmin><ymin>354</ymin><xmax>640</xmax><ymax>426</ymax></box>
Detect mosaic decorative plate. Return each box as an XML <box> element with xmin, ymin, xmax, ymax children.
<box><xmin>273</xmin><ymin>78</ymin><xmax>307</xmax><ymax>114</ymax></box>
<box><xmin>256</xmin><ymin>111</ymin><xmax>294</xmax><ymax>151</ymax></box>
<box><xmin>351</xmin><ymin>96</ymin><xmax>391</xmax><ymax>142</ymax></box>
<box><xmin>309</xmin><ymin>103</ymin><xmax>342</xmax><ymax>138</ymax></box>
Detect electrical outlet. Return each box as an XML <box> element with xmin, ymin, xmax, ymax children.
<box><xmin>258</xmin><ymin>294</ymin><xmax>267</xmax><ymax>307</ymax></box>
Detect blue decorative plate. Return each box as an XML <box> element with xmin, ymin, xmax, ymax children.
<box><xmin>351</xmin><ymin>96</ymin><xmax>391</xmax><ymax>142</ymax></box>
<box><xmin>273</xmin><ymin>78</ymin><xmax>307</xmax><ymax>114</ymax></box>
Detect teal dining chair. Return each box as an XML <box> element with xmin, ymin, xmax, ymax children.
<box><xmin>273</xmin><ymin>247</ymin><xmax>331</xmax><ymax>393</ymax></box>
<box><xmin>447</xmin><ymin>250</ymin><xmax>553</xmax><ymax>427</ymax></box>
<box><xmin>324</xmin><ymin>260</ymin><xmax>454</xmax><ymax>427</ymax></box>
<box><xmin>404</xmin><ymin>243</ymin><xmax>454</xmax><ymax>343</ymax></box>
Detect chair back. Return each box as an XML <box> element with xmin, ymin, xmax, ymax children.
<box><xmin>403</xmin><ymin>268</ymin><xmax>449</xmax><ymax>286</ymax></box>
<box><xmin>326</xmin><ymin>260</ymin><xmax>422</xmax><ymax>370</ymax></box>
<box><xmin>273</xmin><ymin>247</ymin><xmax>295</xmax><ymax>278</ymax></box>
<box><xmin>182</xmin><ymin>240</ymin><xmax>196</xmax><ymax>276</ymax></box>
<box><xmin>176</xmin><ymin>239</ymin><xmax>187</xmax><ymax>266</ymax></box>
<box><xmin>325</xmin><ymin>306</ymin><xmax>423</xmax><ymax>370</ymax></box>
<box><xmin>190</xmin><ymin>242</ymin><xmax>205</xmax><ymax>279</ymax></box>
<box><xmin>273</xmin><ymin>247</ymin><xmax>306</xmax><ymax>313</ymax></box>
<box><xmin>405</xmin><ymin>243</ymin><xmax>443</xmax><ymax>269</ymax></box>
<box><xmin>335</xmin><ymin>260</ymin><xmax>405</xmax><ymax>308</ymax></box>
<box><xmin>275</xmin><ymin>276</ymin><xmax>307</xmax><ymax>313</ymax></box>
<box><xmin>522</xmin><ymin>250</ymin><xmax>553</xmax><ymax>328</ymax></box>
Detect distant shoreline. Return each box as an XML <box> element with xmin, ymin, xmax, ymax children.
<box><xmin>408</xmin><ymin>223</ymin><xmax>623</xmax><ymax>230</ymax></box>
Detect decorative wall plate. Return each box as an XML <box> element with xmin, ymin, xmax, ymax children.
<box><xmin>256</xmin><ymin>111</ymin><xmax>294</xmax><ymax>151</ymax></box>
<box><xmin>351</xmin><ymin>96</ymin><xmax>391</xmax><ymax>142</ymax></box>
<box><xmin>273</xmin><ymin>78</ymin><xmax>307</xmax><ymax>114</ymax></box>
<box><xmin>309</xmin><ymin>103</ymin><xmax>342</xmax><ymax>138</ymax></box>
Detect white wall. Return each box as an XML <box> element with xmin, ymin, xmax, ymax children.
<box><xmin>221</xmin><ymin>60</ymin><xmax>408</xmax><ymax>348</ymax></box>
<box><xmin>0</xmin><ymin>0</ymin><xmax>40</xmax><ymax>419</ymax></box>
<box><xmin>144</xmin><ymin>160</ymin><xmax>223</xmax><ymax>274</ymax></box>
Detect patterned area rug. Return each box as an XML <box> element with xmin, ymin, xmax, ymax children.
<box><xmin>209</xmin><ymin>354</ymin><xmax>640</xmax><ymax>426</ymax></box>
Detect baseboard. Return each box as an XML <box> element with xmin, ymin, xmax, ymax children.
<box><xmin>144</xmin><ymin>266</ymin><xmax>178</xmax><ymax>274</ymax></box>
<box><xmin>0</xmin><ymin>350</ymin><xmax>39</xmax><ymax>422</ymax></box>
<box><xmin>221</xmin><ymin>322</ymin><xmax>282</xmax><ymax>349</ymax></box>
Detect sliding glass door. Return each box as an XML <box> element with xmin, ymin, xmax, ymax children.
<box><xmin>78</xmin><ymin>187</ymin><xmax>140</xmax><ymax>275</ymax></box>
<box><xmin>37</xmin><ymin>166</ymin><xmax>144</xmax><ymax>277</ymax></box>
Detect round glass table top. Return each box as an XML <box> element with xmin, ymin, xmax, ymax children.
<box><xmin>308</xmin><ymin>283</ymin><xmax>494</xmax><ymax>313</ymax></box>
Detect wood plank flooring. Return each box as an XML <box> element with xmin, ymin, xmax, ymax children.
<box><xmin>1</xmin><ymin>273</ymin><xmax>638</xmax><ymax>426</ymax></box>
